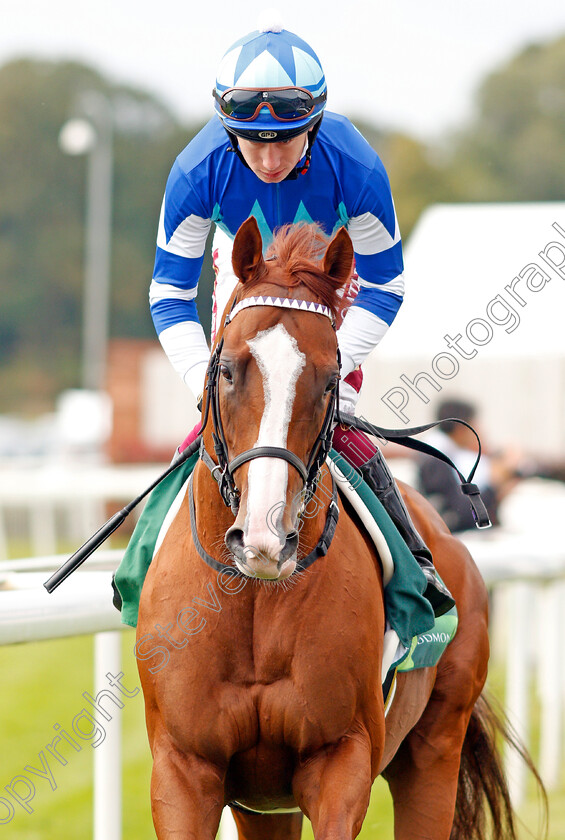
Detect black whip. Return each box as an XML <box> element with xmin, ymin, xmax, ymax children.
<box><xmin>43</xmin><ymin>436</ymin><xmax>202</xmax><ymax>593</ymax></box>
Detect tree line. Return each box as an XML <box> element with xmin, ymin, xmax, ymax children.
<box><xmin>1</xmin><ymin>34</ymin><xmax>564</xmax><ymax>413</ymax></box>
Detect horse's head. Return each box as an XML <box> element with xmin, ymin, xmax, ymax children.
<box><xmin>204</xmin><ymin>217</ymin><xmax>353</xmax><ymax>581</ymax></box>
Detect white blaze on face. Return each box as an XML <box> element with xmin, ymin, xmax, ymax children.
<box><xmin>245</xmin><ymin>324</ymin><xmax>306</xmax><ymax>556</ymax></box>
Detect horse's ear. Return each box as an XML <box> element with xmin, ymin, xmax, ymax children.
<box><xmin>322</xmin><ymin>227</ymin><xmax>354</xmax><ymax>287</ymax></box>
<box><xmin>232</xmin><ymin>217</ymin><xmax>265</xmax><ymax>284</ymax></box>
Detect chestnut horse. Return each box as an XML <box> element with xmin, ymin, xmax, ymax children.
<box><xmin>137</xmin><ymin>218</ymin><xmax>523</xmax><ymax>840</ymax></box>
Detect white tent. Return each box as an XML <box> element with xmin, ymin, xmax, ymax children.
<box><xmin>358</xmin><ymin>202</ymin><xmax>565</xmax><ymax>455</ymax></box>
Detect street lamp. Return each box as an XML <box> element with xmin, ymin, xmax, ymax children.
<box><xmin>59</xmin><ymin>92</ymin><xmax>114</xmax><ymax>392</ymax></box>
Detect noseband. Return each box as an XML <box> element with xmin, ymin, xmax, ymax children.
<box><xmin>199</xmin><ymin>295</ymin><xmax>339</xmax><ymax>514</ymax></box>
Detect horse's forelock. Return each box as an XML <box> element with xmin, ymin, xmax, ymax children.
<box><xmin>257</xmin><ymin>223</ymin><xmax>345</xmax><ymax>315</ymax></box>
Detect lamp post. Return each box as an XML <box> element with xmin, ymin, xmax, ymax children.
<box><xmin>59</xmin><ymin>92</ymin><xmax>114</xmax><ymax>392</ymax></box>
<box><xmin>60</xmin><ymin>103</ymin><xmax>119</xmax><ymax>838</ymax></box>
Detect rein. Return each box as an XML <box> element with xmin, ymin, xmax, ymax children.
<box><xmin>43</xmin><ymin>295</ymin><xmax>491</xmax><ymax>595</ymax></box>
<box><xmin>336</xmin><ymin>412</ymin><xmax>492</xmax><ymax>529</ymax></box>
<box><xmin>199</xmin><ymin>292</ymin><xmax>490</xmax><ymax>529</ymax></box>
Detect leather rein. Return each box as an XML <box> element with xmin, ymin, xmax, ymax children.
<box><xmin>43</xmin><ymin>294</ymin><xmax>490</xmax><ymax>594</ymax></box>
<box><xmin>191</xmin><ymin>292</ymin><xmax>491</xmax><ymax>579</ymax></box>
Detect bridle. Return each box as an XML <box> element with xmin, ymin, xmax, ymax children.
<box><xmin>199</xmin><ymin>295</ymin><xmax>340</xmax><ymax>515</ymax></box>
<box><xmin>42</xmin><ymin>289</ymin><xmax>490</xmax><ymax>595</ymax></box>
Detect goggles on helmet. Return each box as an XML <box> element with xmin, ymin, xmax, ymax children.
<box><xmin>213</xmin><ymin>86</ymin><xmax>327</xmax><ymax>123</ymax></box>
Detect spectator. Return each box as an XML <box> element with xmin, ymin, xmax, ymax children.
<box><xmin>418</xmin><ymin>399</ymin><xmax>526</xmax><ymax>532</ymax></box>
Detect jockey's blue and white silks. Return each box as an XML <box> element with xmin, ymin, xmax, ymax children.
<box><xmin>149</xmin><ymin>112</ymin><xmax>405</xmax><ymax>399</ymax></box>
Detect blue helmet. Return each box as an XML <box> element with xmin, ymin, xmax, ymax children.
<box><xmin>213</xmin><ymin>23</ymin><xmax>327</xmax><ymax>142</ymax></box>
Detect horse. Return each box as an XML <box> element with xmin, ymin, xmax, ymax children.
<box><xmin>136</xmin><ymin>217</ymin><xmax>534</xmax><ymax>840</ymax></box>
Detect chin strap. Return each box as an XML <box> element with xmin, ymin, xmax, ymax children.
<box><xmin>293</xmin><ymin>117</ymin><xmax>322</xmax><ymax>177</ymax></box>
<box><xmin>226</xmin><ymin>131</ymin><xmax>252</xmax><ymax>171</ymax></box>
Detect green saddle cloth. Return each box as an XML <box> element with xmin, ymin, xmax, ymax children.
<box><xmin>382</xmin><ymin>604</ymin><xmax>458</xmax><ymax>709</ymax></box>
<box><xmin>114</xmin><ymin>449</ymin><xmax>437</xmax><ymax>647</ymax></box>
<box><xmin>114</xmin><ymin>449</ymin><xmax>200</xmax><ymax>629</ymax></box>
<box><xmin>397</xmin><ymin>606</ymin><xmax>459</xmax><ymax>672</ymax></box>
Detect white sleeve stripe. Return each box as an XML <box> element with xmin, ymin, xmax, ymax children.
<box><xmin>156</xmin><ymin>197</ymin><xmax>211</xmax><ymax>259</ymax></box>
<box><xmin>158</xmin><ymin>322</ymin><xmax>210</xmax><ymax>399</ymax></box>
<box><xmin>348</xmin><ymin>210</ymin><xmax>401</xmax><ymax>256</ymax></box>
<box><xmin>357</xmin><ymin>271</ymin><xmax>405</xmax><ymax>296</ymax></box>
<box><xmin>337</xmin><ymin>306</ymin><xmax>390</xmax><ymax>378</ymax></box>
<box><xmin>149</xmin><ymin>280</ymin><xmax>198</xmax><ymax>305</ymax></box>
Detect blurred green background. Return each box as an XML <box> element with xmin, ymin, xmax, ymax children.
<box><xmin>1</xmin><ymin>34</ymin><xmax>565</xmax><ymax>414</ymax></box>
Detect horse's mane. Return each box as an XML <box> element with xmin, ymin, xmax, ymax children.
<box><xmin>246</xmin><ymin>223</ymin><xmax>349</xmax><ymax>317</ymax></box>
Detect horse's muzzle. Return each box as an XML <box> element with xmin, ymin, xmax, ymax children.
<box><xmin>224</xmin><ymin>525</ymin><xmax>298</xmax><ymax>580</ymax></box>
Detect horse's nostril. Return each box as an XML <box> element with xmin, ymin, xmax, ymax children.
<box><xmin>278</xmin><ymin>531</ymin><xmax>299</xmax><ymax>567</ymax></box>
<box><xmin>225</xmin><ymin>527</ymin><xmax>245</xmax><ymax>560</ymax></box>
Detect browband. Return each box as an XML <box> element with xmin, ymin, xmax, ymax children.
<box><xmin>225</xmin><ymin>295</ymin><xmax>334</xmax><ymax>326</ymax></box>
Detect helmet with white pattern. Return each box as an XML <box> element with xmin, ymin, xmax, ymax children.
<box><xmin>213</xmin><ymin>20</ymin><xmax>327</xmax><ymax>143</ymax></box>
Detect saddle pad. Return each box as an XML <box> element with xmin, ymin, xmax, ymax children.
<box><xmin>115</xmin><ymin>450</ymin><xmax>200</xmax><ymax>628</ymax></box>
<box><xmin>397</xmin><ymin>606</ymin><xmax>459</xmax><ymax>672</ymax></box>
<box><xmin>327</xmin><ymin>451</ymin><xmax>457</xmax><ymax>701</ymax></box>
<box><xmin>383</xmin><ymin>605</ymin><xmax>459</xmax><ymax>712</ymax></box>
<box><xmin>327</xmin><ymin>450</ymin><xmax>436</xmax><ymax>648</ymax></box>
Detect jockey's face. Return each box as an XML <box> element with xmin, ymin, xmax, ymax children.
<box><xmin>238</xmin><ymin>132</ymin><xmax>309</xmax><ymax>183</ymax></box>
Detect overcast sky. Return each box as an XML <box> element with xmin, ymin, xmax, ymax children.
<box><xmin>2</xmin><ymin>1</ymin><xmax>565</xmax><ymax>140</ymax></box>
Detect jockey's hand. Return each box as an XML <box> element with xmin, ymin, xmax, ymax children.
<box><xmin>338</xmin><ymin>380</ymin><xmax>359</xmax><ymax>418</ymax></box>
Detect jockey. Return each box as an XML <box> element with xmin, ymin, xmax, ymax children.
<box><xmin>132</xmin><ymin>18</ymin><xmax>454</xmax><ymax>617</ymax></box>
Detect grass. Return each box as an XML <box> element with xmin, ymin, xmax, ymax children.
<box><xmin>0</xmin><ymin>632</ymin><xmax>154</xmax><ymax>838</ymax></box>
<box><xmin>0</xmin><ymin>632</ymin><xmax>561</xmax><ymax>838</ymax></box>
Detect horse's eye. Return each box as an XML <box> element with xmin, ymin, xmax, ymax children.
<box><xmin>219</xmin><ymin>364</ymin><xmax>233</xmax><ymax>383</ymax></box>
<box><xmin>325</xmin><ymin>376</ymin><xmax>339</xmax><ymax>395</ymax></box>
